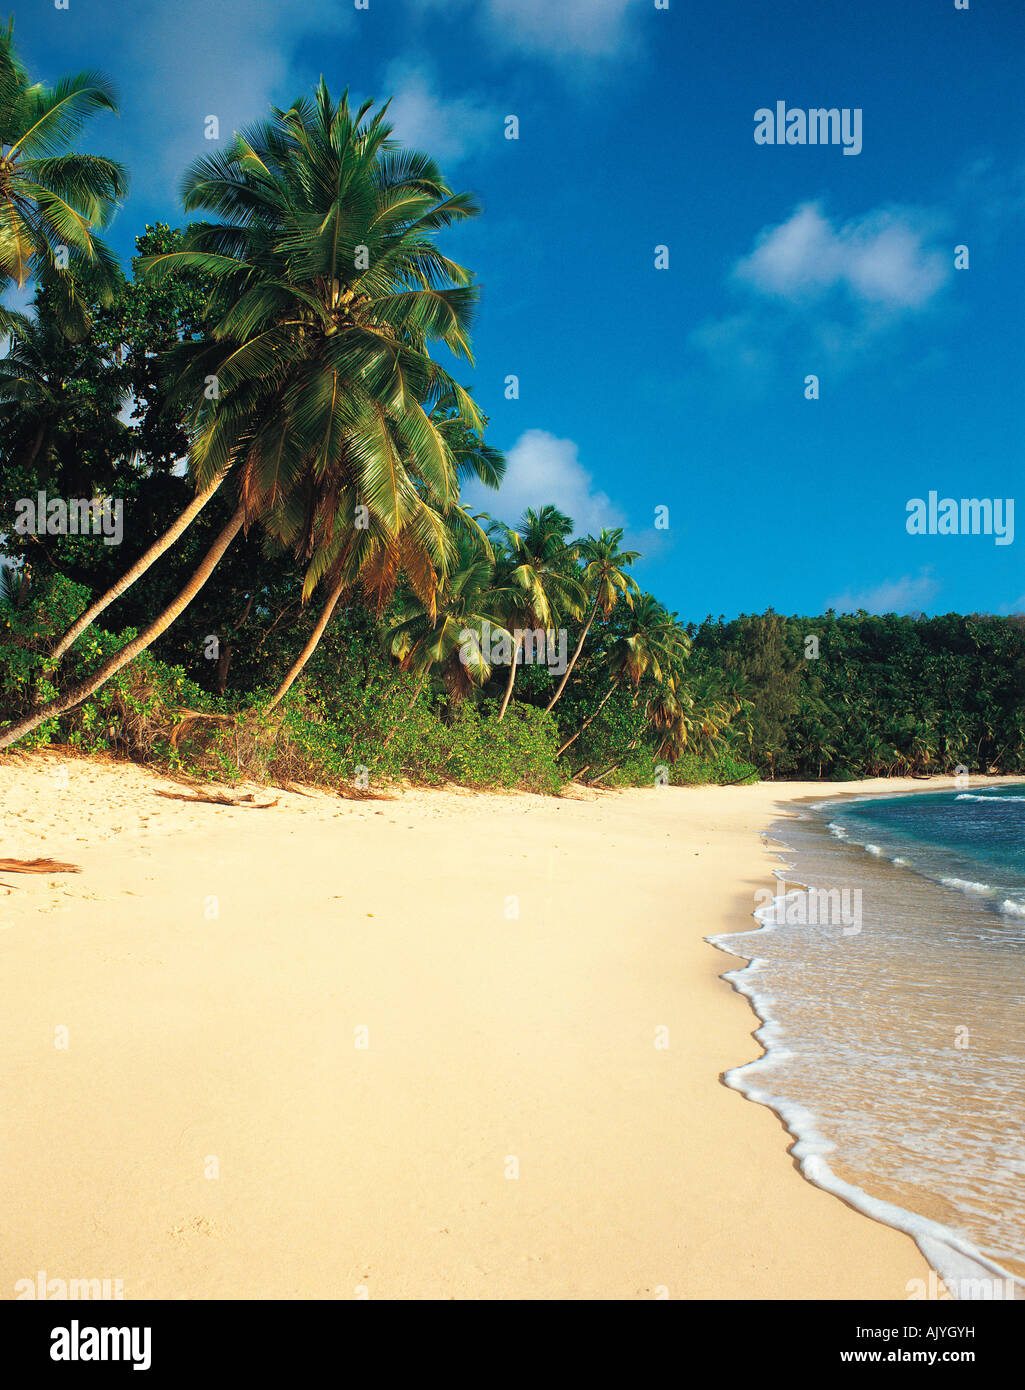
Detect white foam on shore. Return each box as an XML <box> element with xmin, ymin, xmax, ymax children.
<box><xmin>709</xmin><ymin>848</ymin><xmax>1025</xmax><ymax>1301</ymax></box>
<box><xmin>940</xmin><ymin>876</ymin><xmax>994</xmax><ymax>896</ymax></box>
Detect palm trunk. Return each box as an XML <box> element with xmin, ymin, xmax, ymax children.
<box><xmin>50</xmin><ymin>472</ymin><xmax>225</xmax><ymax>662</ymax></box>
<box><xmin>589</xmin><ymin>731</ymin><xmax>641</xmax><ymax>786</ymax></box>
<box><xmin>214</xmin><ymin>642</ymin><xmax>232</xmax><ymax>696</ymax></box>
<box><xmin>0</xmin><ymin>504</ymin><xmax>245</xmax><ymax>752</ymax></box>
<box><xmin>588</xmin><ymin>760</ymin><xmax>623</xmax><ymax>787</ymax></box>
<box><xmin>545</xmin><ymin>599</ymin><xmax>597</xmax><ymax>712</ymax></box>
<box><xmin>556</xmin><ymin>681</ymin><xmax>618</xmax><ymax>757</ymax></box>
<box><xmin>265</xmin><ymin>574</ymin><xmax>346</xmax><ymax>712</ymax></box>
<box><xmin>496</xmin><ymin>637</ymin><xmax>522</xmax><ymax>721</ymax></box>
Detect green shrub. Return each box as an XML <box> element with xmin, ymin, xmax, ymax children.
<box><xmin>1</xmin><ymin>579</ymin><xmax>568</xmax><ymax>793</ymax></box>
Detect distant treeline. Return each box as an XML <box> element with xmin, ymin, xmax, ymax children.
<box><xmin>689</xmin><ymin>611</ymin><xmax>1025</xmax><ymax>779</ymax></box>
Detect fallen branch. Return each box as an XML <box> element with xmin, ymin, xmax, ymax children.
<box><xmin>155</xmin><ymin>789</ymin><xmax>279</xmax><ymax>809</ymax></box>
<box><xmin>0</xmin><ymin>857</ymin><xmax>82</xmax><ymax>874</ymax></box>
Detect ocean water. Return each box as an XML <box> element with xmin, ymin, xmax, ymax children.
<box><xmin>710</xmin><ymin>783</ymin><xmax>1025</xmax><ymax>1300</ymax></box>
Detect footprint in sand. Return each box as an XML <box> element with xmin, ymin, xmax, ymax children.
<box><xmin>169</xmin><ymin>1215</ymin><xmax>220</xmax><ymax>1247</ymax></box>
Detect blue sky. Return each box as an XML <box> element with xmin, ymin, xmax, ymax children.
<box><xmin>10</xmin><ymin>0</ymin><xmax>1025</xmax><ymax>622</ymax></box>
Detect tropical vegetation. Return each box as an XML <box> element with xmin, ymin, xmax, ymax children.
<box><xmin>3</xmin><ymin>31</ymin><xmax>1019</xmax><ymax>793</ymax></box>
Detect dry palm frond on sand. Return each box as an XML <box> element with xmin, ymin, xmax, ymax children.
<box><xmin>0</xmin><ymin>857</ymin><xmax>82</xmax><ymax>873</ymax></box>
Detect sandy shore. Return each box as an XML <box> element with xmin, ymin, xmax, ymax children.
<box><xmin>1</xmin><ymin>753</ymin><xmax>963</xmax><ymax>1299</ymax></box>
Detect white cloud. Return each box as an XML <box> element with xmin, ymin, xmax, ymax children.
<box><xmin>484</xmin><ymin>0</ymin><xmax>635</xmax><ymax>58</ymax></box>
<box><xmin>690</xmin><ymin>200</ymin><xmax>952</xmax><ymax>383</ymax></box>
<box><xmin>734</xmin><ymin>201</ymin><xmax>949</xmax><ymax>310</ymax></box>
<box><xmin>826</xmin><ymin>570</ymin><xmax>939</xmax><ymax>616</ymax></box>
<box><xmin>687</xmin><ymin>312</ymin><xmax>773</xmax><ymax>381</ymax></box>
<box><xmin>416</xmin><ymin>0</ymin><xmax>636</xmax><ymax>61</ymax></box>
<box><xmin>381</xmin><ymin>62</ymin><xmax>499</xmax><ymax>166</ymax></box>
<box><xmin>122</xmin><ymin>1</ymin><xmax>356</xmax><ymax>197</ymax></box>
<box><xmin>462</xmin><ymin>428</ymin><xmax>624</xmax><ymax>536</ymax></box>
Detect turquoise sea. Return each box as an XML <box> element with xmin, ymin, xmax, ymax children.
<box><xmin>711</xmin><ymin>784</ymin><xmax>1025</xmax><ymax>1299</ymax></box>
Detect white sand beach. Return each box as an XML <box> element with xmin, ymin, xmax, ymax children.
<box><xmin>1</xmin><ymin>754</ymin><xmax>956</xmax><ymax>1299</ymax></box>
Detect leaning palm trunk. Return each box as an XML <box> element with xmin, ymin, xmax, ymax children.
<box><xmin>51</xmin><ymin>471</ymin><xmax>226</xmax><ymax>661</ymax></box>
<box><xmin>588</xmin><ymin>761</ymin><xmax>623</xmax><ymax>787</ymax></box>
<box><xmin>496</xmin><ymin>637</ymin><xmax>522</xmax><ymax>721</ymax></box>
<box><xmin>556</xmin><ymin>681</ymin><xmax>619</xmax><ymax>757</ymax></box>
<box><xmin>589</xmin><ymin>732</ymin><xmax>641</xmax><ymax>786</ymax></box>
<box><xmin>0</xmin><ymin>504</ymin><xmax>246</xmax><ymax>751</ymax></box>
<box><xmin>265</xmin><ymin>574</ymin><xmax>347</xmax><ymax>712</ymax></box>
<box><xmin>544</xmin><ymin>599</ymin><xmax>598</xmax><ymax>712</ymax></box>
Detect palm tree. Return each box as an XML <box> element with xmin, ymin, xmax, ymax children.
<box><xmin>0</xmin><ymin>20</ymin><xmax>127</xmax><ymax>339</ymax></box>
<box><xmin>490</xmin><ymin>506</ymin><xmax>586</xmax><ymax>720</ymax></box>
<box><xmin>650</xmin><ymin>669</ymin><xmax>743</xmax><ymax>764</ymax></box>
<box><xmin>386</xmin><ymin>525</ymin><xmax>510</xmax><ymax>703</ymax></box>
<box><xmin>0</xmin><ymin>559</ymin><xmax>29</xmax><ymax>611</ymax></box>
<box><xmin>544</xmin><ymin>527</ymin><xmax>638</xmax><ymax>711</ymax></box>
<box><xmin>46</xmin><ymin>83</ymin><xmax>484</xmax><ymax>669</ymax></box>
<box><xmin>2</xmin><ymin>88</ymin><xmax>492</xmax><ymax>751</ymax></box>
<box><xmin>557</xmin><ymin>595</ymin><xmax>689</xmax><ymax>757</ymax></box>
<box><xmin>591</xmin><ymin>608</ymin><xmax>692</xmax><ymax>781</ymax></box>
<box><xmin>0</xmin><ymin>306</ymin><xmax>133</xmax><ymax>495</ymax></box>
<box><xmin>262</xmin><ymin>395</ymin><xmax>502</xmax><ymax>711</ymax></box>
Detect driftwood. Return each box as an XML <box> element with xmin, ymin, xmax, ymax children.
<box><xmin>155</xmin><ymin>789</ymin><xmax>279</xmax><ymax>809</ymax></box>
<box><xmin>0</xmin><ymin>857</ymin><xmax>82</xmax><ymax>874</ymax></box>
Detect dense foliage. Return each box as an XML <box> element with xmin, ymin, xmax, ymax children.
<box><xmin>689</xmin><ymin>611</ymin><xmax>1025</xmax><ymax>780</ymax></box>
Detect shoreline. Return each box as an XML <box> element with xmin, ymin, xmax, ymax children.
<box><xmin>1</xmin><ymin>754</ymin><xmax>994</xmax><ymax>1299</ymax></box>
<box><xmin>709</xmin><ymin>786</ymin><xmax>1025</xmax><ymax>1301</ymax></box>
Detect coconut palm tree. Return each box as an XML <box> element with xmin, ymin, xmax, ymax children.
<box><xmin>544</xmin><ymin>527</ymin><xmax>638</xmax><ymax>711</ymax></box>
<box><xmin>489</xmin><ymin>506</ymin><xmax>586</xmax><ymax>720</ymax></box>
<box><xmin>557</xmin><ymin>595</ymin><xmax>689</xmax><ymax>757</ymax></box>
<box><xmin>46</xmin><ymin>83</ymin><xmax>484</xmax><ymax>671</ymax></box>
<box><xmin>0</xmin><ymin>20</ymin><xmax>127</xmax><ymax>339</ymax></box>
<box><xmin>260</xmin><ymin>391</ymin><xmax>503</xmax><ymax>711</ymax></box>
<box><xmin>386</xmin><ymin>525</ymin><xmax>510</xmax><ymax>703</ymax></box>
<box><xmin>649</xmin><ymin>674</ymin><xmax>715</xmax><ymax>764</ymax></box>
<box><xmin>0</xmin><ymin>84</ymin><xmax>493</xmax><ymax>751</ymax></box>
<box><xmin>260</xmin><ymin>382</ymin><xmax>505</xmax><ymax>712</ymax></box>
